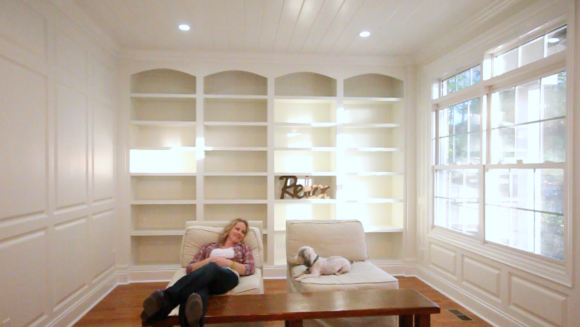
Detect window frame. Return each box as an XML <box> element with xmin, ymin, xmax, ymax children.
<box><xmin>428</xmin><ymin>19</ymin><xmax>572</xmax><ymax>286</ymax></box>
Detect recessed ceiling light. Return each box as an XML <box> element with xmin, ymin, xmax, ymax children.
<box><xmin>547</xmin><ymin>37</ymin><xmax>560</xmax><ymax>43</ymax></box>
<box><xmin>179</xmin><ymin>24</ymin><xmax>190</xmax><ymax>31</ymax></box>
<box><xmin>360</xmin><ymin>31</ymin><xmax>370</xmax><ymax>38</ymax></box>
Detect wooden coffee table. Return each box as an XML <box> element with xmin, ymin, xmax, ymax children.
<box><xmin>144</xmin><ymin>288</ymin><xmax>440</xmax><ymax>327</ymax></box>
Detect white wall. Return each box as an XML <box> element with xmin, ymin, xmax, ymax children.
<box><xmin>415</xmin><ymin>1</ymin><xmax>579</xmax><ymax>326</ymax></box>
<box><xmin>0</xmin><ymin>1</ymin><xmax>118</xmax><ymax>326</ymax></box>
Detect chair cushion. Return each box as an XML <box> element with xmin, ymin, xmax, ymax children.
<box><xmin>167</xmin><ymin>267</ymin><xmax>264</xmax><ymax>316</ymax></box>
<box><xmin>180</xmin><ymin>226</ymin><xmax>263</xmax><ymax>268</ymax></box>
<box><xmin>288</xmin><ymin>261</ymin><xmax>398</xmax><ymax>293</ymax></box>
<box><xmin>286</xmin><ymin>220</ymin><xmax>368</xmax><ymax>262</ymax></box>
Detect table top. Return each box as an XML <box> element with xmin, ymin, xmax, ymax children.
<box><xmin>205</xmin><ymin>288</ymin><xmax>440</xmax><ymax>324</ymax></box>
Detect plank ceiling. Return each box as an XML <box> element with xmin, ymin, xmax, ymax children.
<box><xmin>74</xmin><ymin>0</ymin><xmax>526</xmax><ymax>56</ymax></box>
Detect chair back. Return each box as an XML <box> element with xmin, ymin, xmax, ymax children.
<box><xmin>286</xmin><ymin>220</ymin><xmax>368</xmax><ymax>262</ymax></box>
<box><xmin>180</xmin><ymin>221</ymin><xmax>264</xmax><ymax>269</ymax></box>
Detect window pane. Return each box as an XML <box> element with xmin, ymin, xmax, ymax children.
<box><xmin>546</xmin><ymin>26</ymin><xmax>567</xmax><ymax>56</ymax></box>
<box><xmin>485</xmin><ymin>169</ymin><xmax>510</xmax><ymax>206</ymax></box>
<box><xmin>491</xmin><ymin>127</ymin><xmax>515</xmax><ymax>164</ymax></box>
<box><xmin>446</xmin><ymin>76</ymin><xmax>457</xmax><ymax>94</ymax></box>
<box><xmin>492</xmin><ymin>88</ymin><xmax>515</xmax><ymax>128</ymax></box>
<box><xmin>537</xmin><ymin>169</ymin><xmax>564</xmax><ymax>214</ymax></box>
<box><xmin>439</xmin><ymin>108</ymin><xmax>449</xmax><ymax>137</ymax></box>
<box><xmin>485</xmin><ymin>205</ymin><xmax>510</xmax><ymax>245</ymax></box>
<box><xmin>468</xmin><ymin>132</ymin><xmax>481</xmax><ymax>164</ymax></box>
<box><xmin>439</xmin><ymin>137</ymin><xmax>450</xmax><ymax>165</ymax></box>
<box><xmin>456</xmin><ymin>70</ymin><xmax>470</xmax><ymax>90</ymax></box>
<box><xmin>511</xmin><ymin>169</ymin><xmax>534</xmax><ymax>210</ymax></box>
<box><xmin>542</xmin><ymin>119</ymin><xmax>566</xmax><ymax>162</ymax></box>
<box><xmin>539</xmin><ymin>213</ymin><xmax>564</xmax><ymax>261</ymax></box>
<box><xmin>521</xmin><ymin>37</ymin><xmax>544</xmax><ymax>66</ymax></box>
<box><xmin>468</xmin><ymin>98</ymin><xmax>482</xmax><ymax>132</ymax></box>
<box><xmin>509</xmin><ymin>209</ymin><xmax>535</xmax><ymax>252</ymax></box>
<box><xmin>452</xmin><ymin>102</ymin><xmax>468</xmax><ymax>135</ymax></box>
<box><xmin>495</xmin><ymin>48</ymin><xmax>518</xmax><ymax>76</ymax></box>
<box><xmin>542</xmin><ymin>72</ymin><xmax>566</xmax><ymax>119</ymax></box>
<box><xmin>471</xmin><ymin>65</ymin><xmax>481</xmax><ymax>84</ymax></box>
<box><xmin>453</xmin><ymin>134</ymin><xmax>468</xmax><ymax>164</ymax></box>
<box><xmin>515</xmin><ymin>123</ymin><xmax>540</xmax><ymax>163</ymax></box>
<box><xmin>465</xmin><ymin>170</ymin><xmax>479</xmax><ymax>198</ymax></box>
<box><xmin>434</xmin><ymin>198</ymin><xmax>449</xmax><ymax>228</ymax></box>
<box><xmin>516</xmin><ymin>81</ymin><xmax>541</xmax><ymax>124</ymax></box>
<box><xmin>449</xmin><ymin>170</ymin><xmax>463</xmax><ymax>198</ymax></box>
<box><xmin>435</xmin><ymin>170</ymin><xmax>449</xmax><ymax>198</ymax></box>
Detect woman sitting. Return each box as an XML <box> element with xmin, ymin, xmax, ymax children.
<box><xmin>140</xmin><ymin>218</ymin><xmax>255</xmax><ymax>327</ymax></box>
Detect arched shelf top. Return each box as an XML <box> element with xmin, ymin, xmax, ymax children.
<box><xmin>204</xmin><ymin>70</ymin><xmax>267</xmax><ymax>96</ymax></box>
<box><xmin>131</xmin><ymin>69</ymin><xmax>196</xmax><ymax>94</ymax></box>
<box><xmin>275</xmin><ymin>72</ymin><xmax>337</xmax><ymax>97</ymax></box>
<box><xmin>344</xmin><ymin>74</ymin><xmax>403</xmax><ymax>98</ymax></box>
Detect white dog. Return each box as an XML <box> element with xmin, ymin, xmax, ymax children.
<box><xmin>289</xmin><ymin>246</ymin><xmax>351</xmax><ymax>281</ymax></box>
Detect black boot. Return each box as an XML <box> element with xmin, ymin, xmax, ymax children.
<box><xmin>140</xmin><ymin>290</ymin><xmax>170</xmax><ymax>322</ymax></box>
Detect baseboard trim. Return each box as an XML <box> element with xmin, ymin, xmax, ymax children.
<box><xmin>46</xmin><ymin>268</ymin><xmax>117</xmax><ymax>327</ymax></box>
<box><xmin>264</xmin><ymin>265</ymin><xmax>287</xmax><ymax>279</ymax></box>
<box><xmin>415</xmin><ymin>265</ymin><xmax>526</xmax><ymax>327</ymax></box>
<box><xmin>128</xmin><ymin>267</ymin><xmax>176</xmax><ymax>283</ymax></box>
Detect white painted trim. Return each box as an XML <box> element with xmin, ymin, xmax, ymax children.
<box><xmin>415</xmin><ymin>265</ymin><xmax>526</xmax><ymax>327</ymax></box>
<box><xmin>118</xmin><ymin>49</ymin><xmax>412</xmax><ymax>66</ymax></box>
<box><xmin>46</xmin><ymin>270</ymin><xmax>117</xmax><ymax>327</ymax></box>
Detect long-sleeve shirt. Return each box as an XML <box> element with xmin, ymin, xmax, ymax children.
<box><xmin>186</xmin><ymin>242</ymin><xmax>255</xmax><ymax>276</ymax></box>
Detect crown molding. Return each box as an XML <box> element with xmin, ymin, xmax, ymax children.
<box><xmin>413</xmin><ymin>0</ymin><xmax>553</xmax><ymax>65</ymax></box>
<box><xmin>45</xmin><ymin>0</ymin><xmax>119</xmax><ymax>56</ymax></box>
<box><xmin>118</xmin><ymin>48</ymin><xmax>414</xmax><ymax>67</ymax></box>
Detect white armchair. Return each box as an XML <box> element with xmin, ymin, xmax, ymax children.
<box><xmin>166</xmin><ymin>220</ymin><xmax>265</xmax><ymax>327</ymax></box>
<box><xmin>286</xmin><ymin>220</ymin><xmax>398</xmax><ymax>327</ymax></box>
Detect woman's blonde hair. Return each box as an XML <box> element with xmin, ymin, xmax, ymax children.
<box><xmin>217</xmin><ymin>218</ymin><xmax>249</xmax><ymax>245</ymax></box>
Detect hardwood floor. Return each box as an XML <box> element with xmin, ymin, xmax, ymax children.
<box><xmin>74</xmin><ymin>277</ymin><xmax>491</xmax><ymax>327</ymax></box>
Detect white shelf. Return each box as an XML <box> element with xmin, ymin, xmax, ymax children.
<box><xmin>274</xmin><ymin>96</ymin><xmax>336</xmax><ymax>103</ymax></box>
<box><xmin>204</xmin><ymin>172</ymin><xmax>267</xmax><ymax>176</ymax></box>
<box><xmin>203</xmin><ymin>94</ymin><xmax>267</xmax><ymax>99</ymax></box>
<box><xmin>275</xmin><ymin>147</ymin><xmax>338</xmax><ymax>151</ymax></box>
<box><xmin>343</xmin><ymin>123</ymin><xmax>399</xmax><ymax>128</ymax></box>
<box><xmin>130</xmin><ymin>93</ymin><xmax>196</xmax><ymax>98</ymax></box>
<box><xmin>274</xmin><ymin>122</ymin><xmax>338</xmax><ymax>127</ymax></box>
<box><xmin>345</xmin><ymin>147</ymin><xmax>400</xmax><ymax>152</ymax></box>
<box><xmin>345</xmin><ymin>171</ymin><xmax>402</xmax><ymax>176</ymax></box>
<box><xmin>343</xmin><ymin>97</ymin><xmax>403</xmax><ymax>102</ymax></box>
<box><xmin>204</xmin><ymin>200</ymin><xmax>268</xmax><ymax>204</ymax></box>
<box><xmin>344</xmin><ymin>198</ymin><xmax>404</xmax><ymax>204</ymax></box>
<box><xmin>130</xmin><ymin>146</ymin><xmax>197</xmax><ymax>151</ymax></box>
<box><xmin>205</xmin><ymin>147</ymin><xmax>267</xmax><ymax>151</ymax></box>
<box><xmin>275</xmin><ymin>172</ymin><xmax>337</xmax><ymax>176</ymax></box>
<box><xmin>275</xmin><ymin>199</ymin><xmax>338</xmax><ymax>204</ymax></box>
<box><xmin>131</xmin><ymin>121</ymin><xmax>196</xmax><ymax>126</ymax></box>
<box><xmin>128</xmin><ymin>69</ymin><xmax>406</xmax><ymax>268</ymax></box>
<box><xmin>204</xmin><ymin>122</ymin><xmax>267</xmax><ymax>126</ymax></box>
<box><xmin>131</xmin><ymin>230</ymin><xmax>185</xmax><ymax>236</ymax></box>
<box><xmin>130</xmin><ymin>173</ymin><xmax>197</xmax><ymax>176</ymax></box>
<box><xmin>131</xmin><ymin>200</ymin><xmax>197</xmax><ymax>205</ymax></box>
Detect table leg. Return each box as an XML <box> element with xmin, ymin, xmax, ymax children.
<box><xmin>285</xmin><ymin>320</ymin><xmax>303</xmax><ymax>327</ymax></box>
<box><xmin>414</xmin><ymin>314</ymin><xmax>431</xmax><ymax>327</ymax></box>
<box><xmin>399</xmin><ymin>315</ymin><xmax>412</xmax><ymax>327</ymax></box>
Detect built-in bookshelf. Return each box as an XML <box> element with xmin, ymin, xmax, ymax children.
<box><xmin>128</xmin><ymin>68</ymin><xmax>405</xmax><ymax>270</ymax></box>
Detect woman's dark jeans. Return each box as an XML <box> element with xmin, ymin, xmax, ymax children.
<box><xmin>163</xmin><ymin>262</ymin><xmax>239</xmax><ymax>327</ymax></box>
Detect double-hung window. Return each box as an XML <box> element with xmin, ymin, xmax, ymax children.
<box><xmin>432</xmin><ymin>24</ymin><xmax>568</xmax><ymax>262</ymax></box>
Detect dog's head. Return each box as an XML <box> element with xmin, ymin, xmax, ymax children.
<box><xmin>289</xmin><ymin>246</ymin><xmax>317</xmax><ymax>266</ymax></box>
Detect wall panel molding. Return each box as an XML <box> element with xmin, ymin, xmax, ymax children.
<box><xmin>508</xmin><ymin>274</ymin><xmax>567</xmax><ymax>327</ymax></box>
<box><xmin>462</xmin><ymin>256</ymin><xmax>502</xmax><ymax>302</ymax></box>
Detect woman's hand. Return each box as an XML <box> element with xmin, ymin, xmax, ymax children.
<box><xmin>209</xmin><ymin>256</ymin><xmax>231</xmax><ymax>267</ymax></box>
